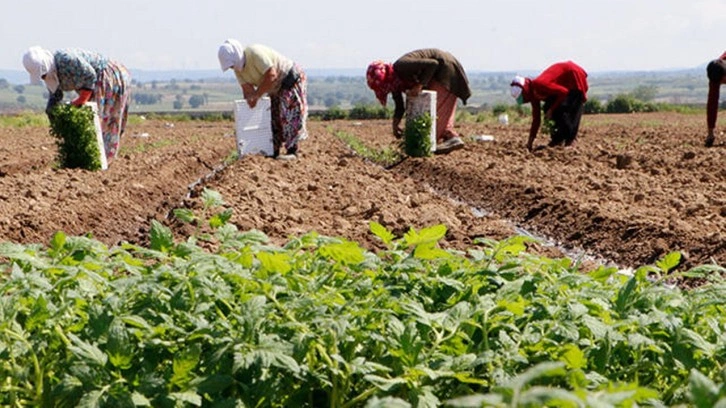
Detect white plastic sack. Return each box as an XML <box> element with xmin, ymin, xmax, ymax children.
<box><xmin>85</xmin><ymin>102</ymin><xmax>108</xmax><ymax>170</ymax></box>
<box><xmin>234</xmin><ymin>98</ymin><xmax>274</xmax><ymax>157</ymax></box>
<box><xmin>405</xmin><ymin>90</ymin><xmax>437</xmax><ymax>153</ymax></box>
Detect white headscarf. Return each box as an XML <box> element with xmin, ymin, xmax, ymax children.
<box><xmin>510</xmin><ymin>75</ymin><xmax>526</xmax><ymax>98</ymax></box>
<box><xmin>22</xmin><ymin>46</ymin><xmax>59</xmax><ymax>92</ymax></box>
<box><xmin>217</xmin><ymin>39</ymin><xmax>246</xmax><ymax>72</ymax></box>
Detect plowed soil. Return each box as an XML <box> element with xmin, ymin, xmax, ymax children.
<box><xmin>1</xmin><ymin>112</ymin><xmax>724</xmax><ymax>272</ymax></box>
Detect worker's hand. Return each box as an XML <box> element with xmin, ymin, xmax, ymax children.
<box><xmin>246</xmin><ymin>92</ymin><xmax>259</xmax><ymax>109</ymax></box>
<box><xmin>406</xmin><ymin>84</ymin><xmax>423</xmax><ymax>98</ymax></box>
<box><xmin>71</xmin><ymin>89</ymin><xmax>93</xmax><ymax>107</ymax></box>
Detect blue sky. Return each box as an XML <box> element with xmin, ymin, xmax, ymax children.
<box><xmin>2</xmin><ymin>0</ymin><xmax>724</xmax><ymax>76</ymax></box>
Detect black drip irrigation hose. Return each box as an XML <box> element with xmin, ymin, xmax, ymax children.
<box><xmin>335</xmin><ymin>132</ymin><xmax>627</xmax><ymax>271</ymax></box>
<box><xmin>163</xmin><ymin>158</ymin><xmax>233</xmax><ymax>221</ymax></box>
<box><xmin>384</xmin><ymin>155</ymin><xmax>408</xmax><ymax>170</ymax></box>
<box><xmin>175</xmin><ymin>134</ymin><xmax>629</xmax><ymax>274</ymax></box>
<box><xmin>461</xmin><ymin>196</ymin><xmax>625</xmax><ymax>272</ymax></box>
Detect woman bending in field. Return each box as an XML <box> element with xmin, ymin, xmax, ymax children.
<box><xmin>22</xmin><ymin>46</ymin><xmax>131</xmax><ymax>161</ymax></box>
<box><xmin>366</xmin><ymin>48</ymin><xmax>472</xmax><ymax>154</ymax></box>
<box><xmin>218</xmin><ymin>39</ymin><xmax>308</xmax><ymax>160</ymax></box>
<box><xmin>705</xmin><ymin>51</ymin><xmax>726</xmax><ymax>147</ymax></box>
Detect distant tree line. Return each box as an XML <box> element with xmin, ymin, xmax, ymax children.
<box><xmin>582</xmin><ymin>85</ymin><xmax>694</xmax><ymax>114</ymax></box>
<box><xmin>314</xmin><ymin>104</ymin><xmax>391</xmax><ymax>120</ymax></box>
<box><xmin>133</xmin><ymin>92</ymin><xmax>207</xmax><ymax>108</ymax></box>
<box><xmin>134</xmin><ymin>93</ymin><xmax>163</xmax><ymax>105</ymax></box>
<box><xmin>0</xmin><ymin>69</ymin><xmax>711</xmax><ymax>114</ymax></box>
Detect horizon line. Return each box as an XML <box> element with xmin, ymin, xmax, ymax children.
<box><xmin>0</xmin><ymin>65</ymin><xmax>706</xmax><ymax>74</ymax></box>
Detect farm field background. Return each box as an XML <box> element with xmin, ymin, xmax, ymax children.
<box><xmin>0</xmin><ymin>68</ymin><xmax>709</xmax><ymax>114</ymax></box>
<box><xmin>1</xmin><ymin>111</ymin><xmax>725</xmax><ymax>270</ymax></box>
<box><xmin>2</xmin><ymin>110</ymin><xmax>726</xmax><ymax>405</ymax></box>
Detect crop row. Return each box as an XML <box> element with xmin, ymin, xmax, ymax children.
<box><xmin>1</xmin><ymin>190</ymin><xmax>725</xmax><ymax>407</ymax></box>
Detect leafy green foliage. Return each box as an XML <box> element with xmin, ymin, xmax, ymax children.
<box><xmin>320</xmin><ymin>106</ymin><xmax>347</xmax><ymax>120</ymax></box>
<box><xmin>605</xmin><ymin>94</ymin><xmax>660</xmax><ymax>114</ymax></box>
<box><xmin>0</xmin><ymin>112</ymin><xmax>49</xmax><ymax>128</ymax></box>
<box><xmin>1</xmin><ymin>191</ymin><xmax>726</xmax><ymax>406</ymax></box>
<box><xmin>606</xmin><ymin>94</ymin><xmax>643</xmax><ymax>113</ymax></box>
<box><xmin>48</xmin><ymin>103</ymin><xmax>103</xmax><ymax>170</ymax></box>
<box><xmin>403</xmin><ymin>112</ymin><xmax>433</xmax><ymax>157</ymax></box>
<box><xmin>542</xmin><ymin>116</ymin><xmax>557</xmax><ymax>138</ymax></box>
<box><xmin>584</xmin><ymin>97</ymin><xmax>604</xmax><ymax>114</ymax></box>
<box><xmin>149</xmin><ymin>219</ymin><xmax>174</xmax><ymax>251</ymax></box>
<box><xmin>332</xmin><ymin>128</ymin><xmax>403</xmax><ymax>167</ymax></box>
<box><xmin>370</xmin><ymin>221</ymin><xmax>395</xmax><ymax>245</ymax></box>
<box><xmin>348</xmin><ymin>104</ymin><xmax>390</xmax><ymax>120</ymax></box>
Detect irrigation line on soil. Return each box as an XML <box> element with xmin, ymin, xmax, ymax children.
<box><xmin>166</xmin><ymin>140</ymin><xmax>630</xmax><ymax>275</ymax></box>
<box><xmin>334</xmin><ymin>136</ymin><xmax>628</xmax><ymax>271</ymax></box>
<box><xmin>163</xmin><ymin>159</ymin><xmax>232</xmax><ymax>221</ymax></box>
<box><xmin>419</xmin><ymin>180</ymin><xmax>631</xmax><ymax>274</ymax></box>
<box><xmin>383</xmin><ymin>156</ymin><xmax>408</xmax><ymax>170</ymax></box>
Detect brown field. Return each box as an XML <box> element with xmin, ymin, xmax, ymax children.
<box><xmin>1</xmin><ymin>112</ymin><xmax>724</xmax><ymax>272</ymax></box>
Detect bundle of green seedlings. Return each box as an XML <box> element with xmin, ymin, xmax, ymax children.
<box><xmin>48</xmin><ymin>103</ymin><xmax>103</xmax><ymax>170</ymax></box>
<box><xmin>402</xmin><ymin>112</ymin><xmax>433</xmax><ymax>157</ymax></box>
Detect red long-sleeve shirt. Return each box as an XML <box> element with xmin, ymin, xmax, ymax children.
<box><xmin>522</xmin><ymin>61</ymin><xmax>588</xmax><ymax>149</ymax></box>
<box><xmin>529</xmin><ymin>61</ymin><xmax>589</xmax><ymax>111</ymax></box>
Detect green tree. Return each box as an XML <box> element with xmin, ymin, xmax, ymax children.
<box><xmin>584</xmin><ymin>98</ymin><xmax>603</xmax><ymax>114</ymax></box>
<box><xmin>349</xmin><ymin>104</ymin><xmax>389</xmax><ymax>119</ymax></box>
<box><xmin>133</xmin><ymin>93</ymin><xmax>162</xmax><ymax>105</ymax></box>
<box><xmin>322</xmin><ymin>106</ymin><xmax>347</xmax><ymax>120</ymax></box>
<box><xmin>606</xmin><ymin>94</ymin><xmax>643</xmax><ymax>113</ymax></box>
<box><xmin>173</xmin><ymin>95</ymin><xmax>184</xmax><ymax>110</ymax></box>
<box><xmin>188</xmin><ymin>94</ymin><xmax>205</xmax><ymax>108</ymax></box>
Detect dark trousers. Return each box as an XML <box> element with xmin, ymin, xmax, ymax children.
<box><xmin>543</xmin><ymin>90</ymin><xmax>585</xmax><ymax>146</ymax></box>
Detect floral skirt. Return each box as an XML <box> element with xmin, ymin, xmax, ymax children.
<box><xmin>270</xmin><ymin>64</ymin><xmax>308</xmax><ymax>153</ymax></box>
<box><xmin>95</xmin><ymin>61</ymin><xmax>131</xmax><ymax>159</ymax></box>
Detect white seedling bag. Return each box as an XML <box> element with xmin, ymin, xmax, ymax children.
<box><xmin>234</xmin><ymin>98</ymin><xmax>274</xmax><ymax>157</ymax></box>
<box><xmin>85</xmin><ymin>102</ymin><xmax>108</xmax><ymax>170</ymax></box>
<box><xmin>405</xmin><ymin>90</ymin><xmax>437</xmax><ymax>153</ymax></box>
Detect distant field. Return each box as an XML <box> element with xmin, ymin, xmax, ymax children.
<box><xmin>0</xmin><ymin>68</ymin><xmax>711</xmax><ymax>115</ymax></box>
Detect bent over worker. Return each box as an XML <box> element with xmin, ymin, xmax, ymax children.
<box><xmin>511</xmin><ymin>61</ymin><xmax>588</xmax><ymax>151</ymax></box>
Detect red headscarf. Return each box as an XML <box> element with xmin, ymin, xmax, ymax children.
<box><xmin>366</xmin><ymin>60</ymin><xmax>403</xmax><ymax>106</ymax></box>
